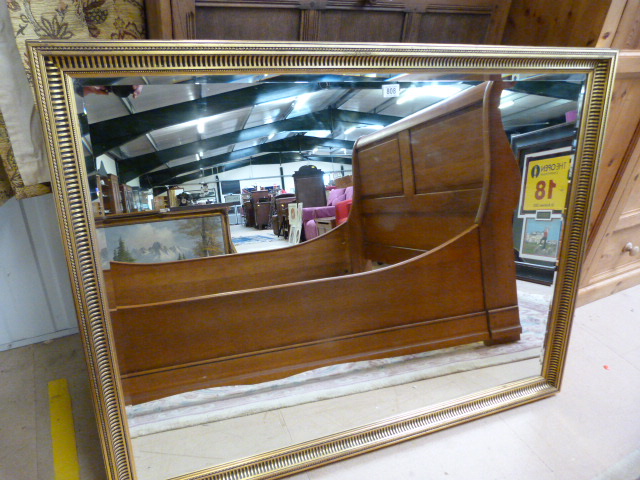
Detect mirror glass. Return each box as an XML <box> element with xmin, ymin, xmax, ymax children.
<box><xmin>75</xmin><ymin>71</ymin><xmax>583</xmax><ymax>479</ymax></box>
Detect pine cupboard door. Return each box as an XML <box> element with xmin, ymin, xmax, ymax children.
<box><xmin>579</xmin><ymin>147</ymin><xmax>640</xmax><ymax>303</ymax></box>
<box><xmin>579</xmin><ymin>52</ymin><xmax>640</xmax><ymax>305</ymax></box>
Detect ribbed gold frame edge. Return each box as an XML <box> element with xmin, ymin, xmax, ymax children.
<box><xmin>26</xmin><ymin>41</ymin><xmax>617</xmax><ymax>480</ymax></box>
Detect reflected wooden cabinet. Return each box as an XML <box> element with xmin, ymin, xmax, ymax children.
<box><xmin>120</xmin><ymin>184</ymin><xmax>135</xmax><ymax>213</ymax></box>
<box><xmin>293</xmin><ymin>165</ymin><xmax>326</xmax><ymax>208</ymax></box>
<box><xmin>93</xmin><ymin>175</ymin><xmax>148</xmax><ymax>216</ymax></box>
<box><xmin>146</xmin><ymin>0</ymin><xmax>511</xmax><ymax>44</ymax></box>
<box><xmin>94</xmin><ymin>174</ymin><xmax>123</xmax><ymax>216</ymax></box>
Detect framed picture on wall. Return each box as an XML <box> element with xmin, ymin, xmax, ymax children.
<box><xmin>288</xmin><ymin>202</ymin><xmax>303</xmax><ymax>244</ymax></box>
<box><xmin>510</xmin><ymin>122</ymin><xmax>578</xmax><ymax>284</ymax></box>
<box><xmin>95</xmin><ymin>208</ymin><xmax>234</xmax><ymax>269</ymax></box>
<box><xmin>518</xmin><ymin>148</ymin><xmax>573</xmax><ymax>217</ymax></box>
<box><xmin>520</xmin><ymin>217</ymin><xmax>564</xmax><ymax>262</ymax></box>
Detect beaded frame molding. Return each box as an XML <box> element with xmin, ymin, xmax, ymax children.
<box><xmin>28</xmin><ymin>41</ymin><xmax>616</xmax><ymax>480</ymax></box>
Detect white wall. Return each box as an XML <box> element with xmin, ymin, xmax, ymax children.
<box><xmin>96</xmin><ymin>154</ymin><xmax>117</xmax><ymax>176</ymax></box>
<box><xmin>0</xmin><ymin>160</ymin><xmax>354</xmax><ymax>351</ymax></box>
<box><xmin>187</xmin><ymin>161</ymin><xmax>353</xmax><ymax>195</ymax></box>
<box><xmin>0</xmin><ymin>194</ymin><xmax>78</xmax><ymax>350</ymax></box>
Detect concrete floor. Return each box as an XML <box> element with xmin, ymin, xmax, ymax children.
<box><xmin>1</xmin><ymin>284</ymin><xmax>639</xmax><ymax>480</ymax></box>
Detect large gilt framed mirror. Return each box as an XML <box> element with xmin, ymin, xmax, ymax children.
<box><xmin>28</xmin><ymin>41</ymin><xmax>615</xmax><ymax>480</ymax></box>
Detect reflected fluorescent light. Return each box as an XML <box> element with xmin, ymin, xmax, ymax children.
<box><xmin>305</xmin><ymin>130</ymin><xmax>332</xmax><ymax>138</ymax></box>
<box><xmin>499</xmin><ymin>100</ymin><xmax>514</xmax><ymax>109</ymax></box>
<box><xmin>345</xmin><ymin>124</ymin><xmax>385</xmax><ymax>135</ymax></box>
<box><xmin>267</xmin><ymin>132</ymin><xmax>276</xmax><ymax>140</ymax></box>
<box><xmin>294</xmin><ymin>92</ymin><xmax>316</xmax><ymax>108</ymax></box>
<box><xmin>197</xmin><ymin>119</ymin><xmax>205</xmax><ymax>134</ymax></box>
<box><xmin>396</xmin><ymin>84</ymin><xmax>463</xmax><ymax>105</ymax></box>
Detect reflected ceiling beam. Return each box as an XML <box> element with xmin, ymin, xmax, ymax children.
<box><xmin>144</xmin><ymin>136</ymin><xmax>355</xmax><ymax>187</ymax></box>
<box><xmin>89</xmin><ymin>83</ymin><xmax>322</xmax><ymax>156</ymax></box>
<box><xmin>509</xmin><ymin>81</ymin><xmax>583</xmax><ymax>101</ymax></box>
<box><xmin>501</xmin><ymin>98</ymin><xmax>573</xmax><ymax>130</ymax></box>
<box><xmin>261</xmin><ymin>74</ymin><xmax>389</xmax><ymax>83</ymax></box>
<box><xmin>89</xmin><ymin>81</ymin><xmax>422</xmax><ymax>156</ymax></box>
<box><xmin>118</xmin><ymin>109</ymin><xmax>398</xmax><ymax>182</ymax></box>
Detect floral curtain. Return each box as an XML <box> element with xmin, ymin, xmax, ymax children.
<box><xmin>0</xmin><ymin>0</ymin><xmax>146</xmax><ymax>208</ymax></box>
<box><xmin>0</xmin><ymin>109</ymin><xmax>50</xmax><ymax>204</ymax></box>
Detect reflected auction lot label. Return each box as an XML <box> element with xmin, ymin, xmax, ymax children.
<box><xmin>523</xmin><ymin>154</ymin><xmax>573</xmax><ymax>212</ymax></box>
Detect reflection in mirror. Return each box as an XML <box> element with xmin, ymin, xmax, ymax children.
<box><xmin>77</xmin><ymin>73</ymin><xmax>583</xmax><ymax>479</ymax></box>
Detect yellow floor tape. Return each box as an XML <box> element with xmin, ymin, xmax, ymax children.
<box><xmin>48</xmin><ymin>379</ymin><xmax>80</xmax><ymax>480</ymax></box>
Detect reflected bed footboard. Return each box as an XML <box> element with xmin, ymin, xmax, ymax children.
<box><xmin>106</xmin><ymin>81</ymin><xmax>523</xmax><ymax>405</ymax></box>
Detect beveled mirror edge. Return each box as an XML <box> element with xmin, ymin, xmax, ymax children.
<box><xmin>26</xmin><ymin>40</ymin><xmax>617</xmax><ymax>480</ymax></box>
<box><xmin>175</xmin><ymin>376</ymin><xmax>554</xmax><ymax>480</ymax></box>
<box><xmin>542</xmin><ymin>56</ymin><xmax>618</xmax><ymax>390</ymax></box>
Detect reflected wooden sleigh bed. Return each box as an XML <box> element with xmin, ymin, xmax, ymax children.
<box><xmin>104</xmin><ymin>81</ymin><xmax>522</xmax><ymax>405</ymax></box>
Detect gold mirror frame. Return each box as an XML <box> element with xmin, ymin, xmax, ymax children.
<box><xmin>28</xmin><ymin>41</ymin><xmax>616</xmax><ymax>480</ymax></box>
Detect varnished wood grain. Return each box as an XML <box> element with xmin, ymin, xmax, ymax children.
<box><xmin>113</xmin><ymin>228</ymin><xmax>486</xmax><ymax>375</ymax></box>
<box><xmin>357</xmin><ymin>138</ymin><xmax>404</xmax><ymax>198</ymax></box>
<box><xmin>171</xmin><ymin>0</ymin><xmax>196</xmax><ymax>39</ymax></box>
<box><xmin>589</xmin><ymin>76</ymin><xmax>640</xmax><ymax>231</ymax></box>
<box><xmin>121</xmin><ymin>309</ymin><xmax>491</xmax><ymax>405</ymax></box>
<box><xmin>596</xmin><ymin>0</ymin><xmax>629</xmax><ymax>48</ymax></box>
<box><xmin>144</xmin><ymin>0</ymin><xmax>175</xmax><ymax>39</ymax></box>
<box><xmin>597</xmin><ymin>0</ymin><xmax>640</xmax><ymax>49</ymax></box>
<box><xmin>502</xmin><ymin>0</ymin><xmax>612</xmax><ymax>47</ymax></box>
<box><xmin>363</xmin><ymin>243</ymin><xmax>424</xmax><ymax>264</ymax></box>
<box><xmin>149</xmin><ymin>0</ymin><xmax>512</xmax><ymax>45</ymax></box>
<box><xmin>361</xmin><ymin>189</ymin><xmax>482</xmax><ymax>251</ymax></box>
<box><xmin>196</xmin><ymin>7</ymin><xmax>301</xmax><ymax>40</ymax></box>
<box><xmin>317</xmin><ymin>10</ymin><xmax>405</xmax><ymax>42</ymax></box>
<box><xmin>416</xmin><ymin>12</ymin><xmax>492</xmax><ymax>44</ymax></box>
<box><xmin>108</xmin><ymin>226</ymin><xmax>350</xmax><ymax>306</ymax></box>
<box><xmin>411</xmin><ymin>107</ymin><xmax>485</xmax><ymax>194</ymax></box>
<box><xmin>477</xmin><ymin>82</ymin><xmax>521</xmax><ymax>316</ymax></box>
<box><xmin>580</xmin><ymin>52</ymin><xmax>640</xmax><ymax>303</ymax></box>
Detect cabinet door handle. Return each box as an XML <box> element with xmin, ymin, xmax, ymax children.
<box><xmin>623</xmin><ymin>242</ymin><xmax>640</xmax><ymax>256</ymax></box>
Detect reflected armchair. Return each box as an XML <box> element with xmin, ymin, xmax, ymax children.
<box><xmin>304</xmin><ymin>186</ymin><xmax>354</xmax><ymax>240</ymax></box>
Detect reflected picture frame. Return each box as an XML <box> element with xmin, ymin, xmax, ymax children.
<box><xmin>27</xmin><ymin>40</ymin><xmax>616</xmax><ymax>480</ymax></box>
<box><xmin>512</xmin><ymin>123</ymin><xmax>579</xmax><ymax>284</ymax></box>
<box><xmin>94</xmin><ymin>207</ymin><xmax>235</xmax><ymax>268</ymax></box>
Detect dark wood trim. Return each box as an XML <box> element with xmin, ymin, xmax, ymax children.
<box><xmin>146</xmin><ymin>0</ymin><xmax>512</xmax><ymax>43</ymax></box>
<box><xmin>300</xmin><ymin>9</ymin><xmax>321</xmax><ymax>40</ymax></box>
<box><xmin>144</xmin><ymin>0</ymin><xmax>175</xmax><ymax>39</ymax></box>
<box><xmin>171</xmin><ymin>0</ymin><xmax>196</xmax><ymax>39</ymax></box>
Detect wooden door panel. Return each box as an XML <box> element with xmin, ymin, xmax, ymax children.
<box><xmin>591</xmin><ymin>225</ymin><xmax>640</xmax><ymax>276</ymax></box>
<box><xmin>416</xmin><ymin>12</ymin><xmax>492</xmax><ymax>43</ymax></box>
<box><xmin>317</xmin><ymin>10</ymin><xmax>406</xmax><ymax>42</ymax></box>
<box><xmin>195</xmin><ymin>7</ymin><xmax>301</xmax><ymax>40</ymax></box>
<box><xmin>147</xmin><ymin>0</ymin><xmax>512</xmax><ymax>44</ymax></box>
